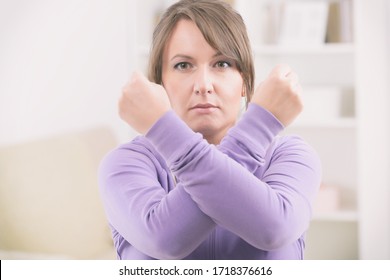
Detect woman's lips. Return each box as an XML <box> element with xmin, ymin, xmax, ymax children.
<box><xmin>190</xmin><ymin>103</ymin><xmax>218</xmax><ymax>114</ymax></box>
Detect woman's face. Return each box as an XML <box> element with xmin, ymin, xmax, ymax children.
<box><xmin>162</xmin><ymin>19</ymin><xmax>244</xmax><ymax>145</ymax></box>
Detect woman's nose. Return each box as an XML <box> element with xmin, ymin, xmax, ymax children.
<box><xmin>193</xmin><ymin>67</ymin><xmax>214</xmax><ymax>95</ymax></box>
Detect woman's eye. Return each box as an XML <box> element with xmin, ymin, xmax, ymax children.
<box><xmin>215</xmin><ymin>61</ymin><xmax>231</xmax><ymax>68</ymax></box>
<box><xmin>174</xmin><ymin>62</ymin><xmax>191</xmax><ymax>70</ymax></box>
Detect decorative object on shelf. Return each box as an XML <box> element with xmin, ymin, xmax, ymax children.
<box><xmin>278</xmin><ymin>1</ymin><xmax>329</xmax><ymax>46</ymax></box>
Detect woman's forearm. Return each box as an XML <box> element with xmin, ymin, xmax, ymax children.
<box><xmin>146</xmin><ymin>107</ymin><xmax>321</xmax><ymax>250</ymax></box>
<box><xmin>98</xmin><ymin>141</ymin><xmax>215</xmax><ymax>259</ymax></box>
<box><xmin>218</xmin><ymin>104</ymin><xmax>284</xmax><ymax>173</ymax></box>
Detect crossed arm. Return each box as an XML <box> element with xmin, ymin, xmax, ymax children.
<box><xmin>99</xmin><ymin>103</ymin><xmax>321</xmax><ymax>259</ymax></box>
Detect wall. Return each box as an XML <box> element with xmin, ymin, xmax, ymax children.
<box><xmin>355</xmin><ymin>0</ymin><xmax>390</xmax><ymax>259</ymax></box>
<box><xmin>0</xmin><ymin>0</ymin><xmax>135</xmax><ymax>147</ymax></box>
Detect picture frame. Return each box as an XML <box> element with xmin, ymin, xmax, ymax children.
<box><xmin>278</xmin><ymin>1</ymin><xmax>329</xmax><ymax>46</ymax></box>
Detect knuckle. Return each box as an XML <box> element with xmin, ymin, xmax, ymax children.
<box><xmin>122</xmin><ymin>85</ymin><xmax>131</xmax><ymax>97</ymax></box>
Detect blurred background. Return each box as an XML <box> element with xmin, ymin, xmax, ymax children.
<box><xmin>0</xmin><ymin>0</ymin><xmax>389</xmax><ymax>259</ymax></box>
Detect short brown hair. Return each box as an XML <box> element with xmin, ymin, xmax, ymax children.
<box><xmin>148</xmin><ymin>0</ymin><xmax>255</xmax><ymax>102</ymax></box>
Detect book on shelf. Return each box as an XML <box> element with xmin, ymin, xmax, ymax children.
<box><xmin>326</xmin><ymin>0</ymin><xmax>354</xmax><ymax>43</ymax></box>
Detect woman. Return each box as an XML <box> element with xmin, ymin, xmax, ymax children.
<box><xmin>99</xmin><ymin>0</ymin><xmax>321</xmax><ymax>260</ymax></box>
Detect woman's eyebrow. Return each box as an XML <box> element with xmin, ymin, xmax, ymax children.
<box><xmin>213</xmin><ymin>51</ymin><xmax>223</xmax><ymax>58</ymax></box>
<box><xmin>170</xmin><ymin>51</ymin><xmax>225</xmax><ymax>61</ymax></box>
<box><xmin>170</xmin><ymin>54</ymin><xmax>193</xmax><ymax>61</ymax></box>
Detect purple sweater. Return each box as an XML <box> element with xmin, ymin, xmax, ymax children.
<box><xmin>98</xmin><ymin>104</ymin><xmax>321</xmax><ymax>260</ymax></box>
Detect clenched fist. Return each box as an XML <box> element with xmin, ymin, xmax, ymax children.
<box><xmin>119</xmin><ymin>72</ymin><xmax>171</xmax><ymax>134</ymax></box>
<box><xmin>251</xmin><ymin>65</ymin><xmax>303</xmax><ymax>127</ymax></box>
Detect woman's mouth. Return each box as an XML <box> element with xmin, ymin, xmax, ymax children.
<box><xmin>190</xmin><ymin>103</ymin><xmax>218</xmax><ymax>114</ymax></box>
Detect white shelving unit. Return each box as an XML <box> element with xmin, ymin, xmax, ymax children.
<box><xmin>131</xmin><ymin>0</ymin><xmax>390</xmax><ymax>260</ymax></box>
<box><xmin>236</xmin><ymin>0</ymin><xmax>358</xmax><ymax>260</ymax></box>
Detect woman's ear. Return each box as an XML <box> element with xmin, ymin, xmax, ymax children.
<box><xmin>241</xmin><ymin>87</ymin><xmax>246</xmax><ymax>97</ymax></box>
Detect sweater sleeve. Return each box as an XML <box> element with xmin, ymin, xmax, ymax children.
<box><xmin>146</xmin><ymin>105</ymin><xmax>322</xmax><ymax>251</ymax></box>
<box><xmin>218</xmin><ymin>104</ymin><xmax>285</xmax><ymax>173</ymax></box>
<box><xmin>98</xmin><ymin>137</ymin><xmax>215</xmax><ymax>260</ymax></box>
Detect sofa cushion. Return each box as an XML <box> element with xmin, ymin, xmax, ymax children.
<box><xmin>0</xmin><ymin>127</ymin><xmax>118</xmax><ymax>259</ymax></box>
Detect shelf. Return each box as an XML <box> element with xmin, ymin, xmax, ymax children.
<box><xmin>253</xmin><ymin>43</ymin><xmax>355</xmax><ymax>56</ymax></box>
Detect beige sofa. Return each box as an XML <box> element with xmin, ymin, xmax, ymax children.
<box><xmin>0</xmin><ymin>127</ymin><xmax>119</xmax><ymax>259</ymax></box>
